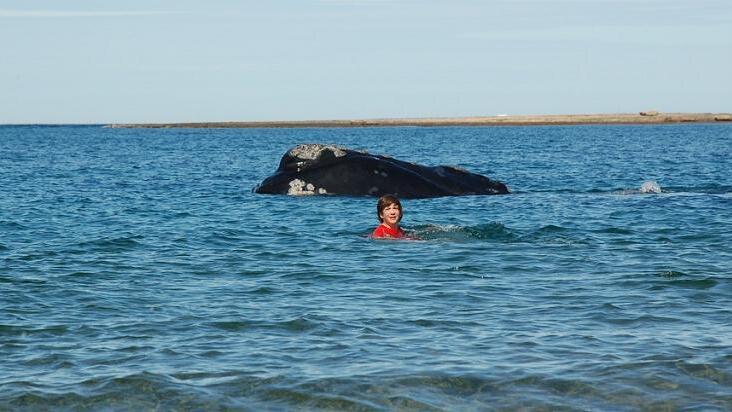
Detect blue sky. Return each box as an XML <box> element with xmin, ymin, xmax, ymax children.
<box><xmin>1</xmin><ymin>0</ymin><xmax>730</xmax><ymax>123</ymax></box>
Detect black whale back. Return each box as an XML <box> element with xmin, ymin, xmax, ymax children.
<box><xmin>254</xmin><ymin>144</ymin><xmax>508</xmax><ymax>198</ymax></box>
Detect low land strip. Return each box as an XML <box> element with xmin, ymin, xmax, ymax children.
<box><xmin>109</xmin><ymin>112</ymin><xmax>732</xmax><ymax>129</ymax></box>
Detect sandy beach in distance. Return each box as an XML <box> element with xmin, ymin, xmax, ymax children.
<box><xmin>109</xmin><ymin>112</ymin><xmax>732</xmax><ymax>129</ymax></box>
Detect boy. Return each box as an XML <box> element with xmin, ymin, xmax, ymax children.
<box><xmin>372</xmin><ymin>194</ymin><xmax>406</xmax><ymax>239</ymax></box>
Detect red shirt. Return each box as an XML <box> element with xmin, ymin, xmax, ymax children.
<box><xmin>372</xmin><ymin>224</ymin><xmax>405</xmax><ymax>239</ymax></box>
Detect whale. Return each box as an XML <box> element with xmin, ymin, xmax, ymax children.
<box><xmin>253</xmin><ymin>144</ymin><xmax>509</xmax><ymax>198</ymax></box>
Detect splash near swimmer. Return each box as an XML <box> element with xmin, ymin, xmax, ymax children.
<box><xmin>615</xmin><ymin>180</ymin><xmax>663</xmax><ymax>195</ymax></box>
<box><xmin>639</xmin><ymin>180</ymin><xmax>662</xmax><ymax>194</ymax></box>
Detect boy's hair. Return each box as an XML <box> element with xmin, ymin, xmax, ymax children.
<box><xmin>376</xmin><ymin>194</ymin><xmax>403</xmax><ymax>223</ymax></box>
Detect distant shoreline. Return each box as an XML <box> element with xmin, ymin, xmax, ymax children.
<box><xmin>110</xmin><ymin>112</ymin><xmax>732</xmax><ymax>129</ymax></box>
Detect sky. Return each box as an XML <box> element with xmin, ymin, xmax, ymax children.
<box><xmin>1</xmin><ymin>0</ymin><xmax>730</xmax><ymax>124</ymax></box>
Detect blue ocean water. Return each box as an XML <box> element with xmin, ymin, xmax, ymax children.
<box><xmin>1</xmin><ymin>124</ymin><xmax>731</xmax><ymax>410</ymax></box>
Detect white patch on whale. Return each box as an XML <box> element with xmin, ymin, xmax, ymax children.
<box><xmin>290</xmin><ymin>144</ymin><xmax>347</xmax><ymax>160</ymax></box>
<box><xmin>286</xmin><ymin>179</ymin><xmax>327</xmax><ymax>195</ymax></box>
<box><xmin>287</xmin><ymin>179</ymin><xmax>316</xmax><ymax>195</ymax></box>
<box><xmin>368</xmin><ymin>186</ymin><xmax>379</xmax><ymax>195</ymax></box>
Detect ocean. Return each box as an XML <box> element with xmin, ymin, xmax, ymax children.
<box><xmin>1</xmin><ymin>124</ymin><xmax>731</xmax><ymax>410</ymax></box>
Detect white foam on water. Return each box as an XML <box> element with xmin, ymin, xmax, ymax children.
<box><xmin>639</xmin><ymin>180</ymin><xmax>662</xmax><ymax>194</ymax></box>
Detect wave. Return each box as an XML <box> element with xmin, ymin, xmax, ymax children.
<box><xmin>612</xmin><ymin>271</ymin><xmax>723</xmax><ymax>292</ymax></box>
<box><xmin>406</xmin><ymin>223</ymin><xmax>582</xmax><ymax>245</ymax></box>
<box><xmin>408</xmin><ymin>223</ymin><xmax>515</xmax><ymax>242</ymax></box>
<box><xmin>608</xmin><ymin>183</ymin><xmax>732</xmax><ymax>196</ymax></box>
<box><xmin>0</xmin><ymin>324</ymin><xmax>70</xmax><ymax>337</ymax></box>
<box><xmin>2</xmin><ymin>368</ymin><xmax>729</xmax><ymax>411</ymax></box>
<box><xmin>74</xmin><ymin>235</ymin><xmax>143</xmax><ymax>253</ymax></box>
<box><xmin>207</xmin><ymin>316</ymin><xmax>317</xmax><ymax>333</ymax></box>
<box><xmin>0</xmin><ymin>220</ymin><xmax>28</xmax><ymax>231</ymax></box>
<box><xmin>656</xmin><ymin>184</ymin><xmax>732</xmax><ymax>195</ymax></box>
<box><xmin>518</xmin><ymin>182</ymin><xmax>732</xmax><ymax>196</ymax></box>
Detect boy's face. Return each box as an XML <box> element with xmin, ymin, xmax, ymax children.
<box><xmin>380</xmin><ymin>203</ymin><xmax>401</xmax><ymax>226</ymax></box>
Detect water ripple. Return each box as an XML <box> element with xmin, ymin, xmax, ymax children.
<box><xmin>2</xmin><ymin>124</ymin><xmax>731</xmax><ymax>409</ymax></box>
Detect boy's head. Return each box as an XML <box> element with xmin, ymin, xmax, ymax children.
<box><xmin>376</xmin><ymin>194</ymin><xmax>403</xmax><ymax>223</ymax></box>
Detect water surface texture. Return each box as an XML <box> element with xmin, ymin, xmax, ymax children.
<box><xmin>2</xmin><ymin>124</ymin><xmax>731</xmax><ymax>410</ymax></box>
